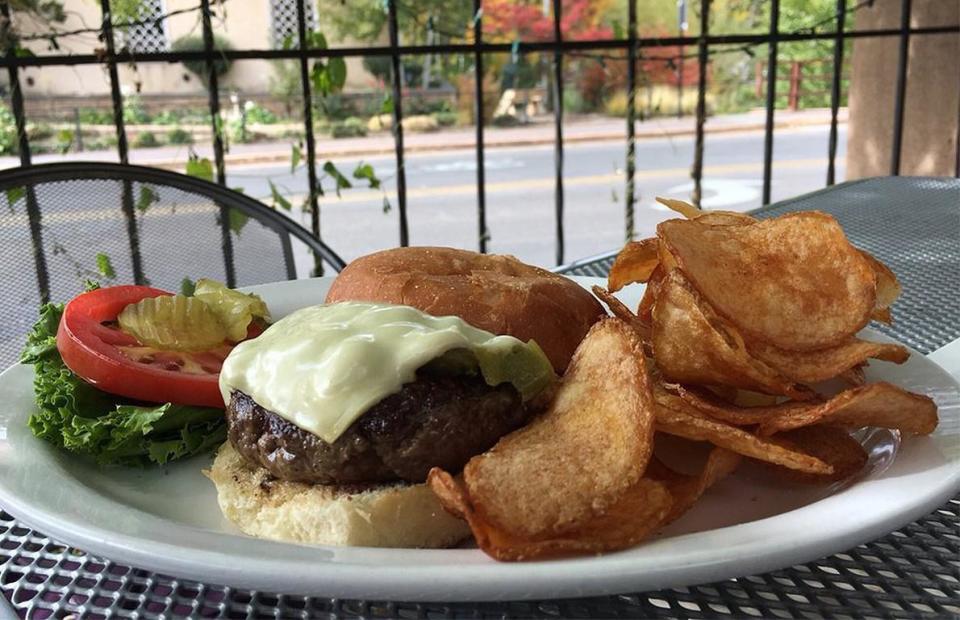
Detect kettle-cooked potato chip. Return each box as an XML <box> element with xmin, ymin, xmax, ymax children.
<box><xmin>762</xmin><ymin>426</ymin><xmax>868</xmax><ymax>484</ymax></box>
<box><xmin>647</xmin><ymin>448</ymin><xmax>742</xmax><ymax>525</ymax></box>
<box><xmin>460</xmin><ymin>319</ymin><xmax>656</xmax><ymax>539</ymax></box>
<box><xmin>747</xmin><ymin>337</ymin><xmax>909</xmax><ymax>385</ymax></box>
<box><xmin>859</xmin><ymin>250</ymin><xmax>901</xmax><ymax>323</ymax></box>
<box><xmin>651</xmin><ymin>270</ymin><xmax>813</xmax><ymax>400</ymax></box>
<box><xmin>429</xmin><ymin>469</ymin><xmax>673</xmax><ymax>561</ymax></box>
<box><xmin>607</xmin><ymin>238</ymin><xmax>660</xmax><ymax>292</ymax></box>
<box><xmin>653</xmin><ymin>397</ymin><xmax>834</xmax><ymax>474</ymax></box>
<box><xmin>665</xmin><ymin>381</ymin><xmax>937</xmax><ymax>437</ymax></box>
<box><xmin>658</xmin><ymin>212</ymin><xmax>877</xmax><ymax>351</ymax></box>
<box><xmin>757</xmin><ymin>381</ymin><xmax>938</xmax><ymax>436</ymax></box>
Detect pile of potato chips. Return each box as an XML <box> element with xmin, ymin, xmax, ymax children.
<box><xmin>429</xmin><ymin>199</ymin><xmax>938</xmax><ymax>561</ymax></box>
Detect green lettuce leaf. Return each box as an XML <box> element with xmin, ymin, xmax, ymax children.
<box><xmin>21</xmin><ymin>303</ymin><xmax>226</xmax><ymax>467</ymax></box>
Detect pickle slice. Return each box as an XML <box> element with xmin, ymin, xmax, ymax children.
<box><xmin>475</xmin><ymin>340</ymin><xmax>555</xmax><ymax>401</ymax></box>
<box><xmin>193</xmin><ymin>279</ymin><xmax>271</xmax><ymax>342</ymax></box>
<box><xmin>425</xmin><ymin>341</ymin><xmax>556</xmax><ymax>402</ymax></box>
<box><xmin>118</xmin><ymin>295</ymin><xmax>228</xmax><ymax>352</ymax></box>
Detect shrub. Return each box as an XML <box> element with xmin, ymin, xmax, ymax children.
<box><xmin>331</xmin><ymin>117</ymin><xmax>367</xmax><ymax>139</ymax></box>
<box><xmin>152</xmin><ymin>109</ymin><xmax>183</xmax><ymax>125</ymax></box>
<box><xmin>78</xmin><ymin>108</ymin><xmax>114</xmax><ymax>124</ymax></box>
<box><xmin>166</xmin><ymin>127</ymin><xmax>193</xmax><ymax>145</ymax></box>
<box><xmin>432</xmin><ymin>111</ymin><xmax>458</xmax><ymax>127</ymax></box>
<box><xmin>171</xmin><ymin>35</ymin><xmax>232</xmax><ymax>86</ymax></box>
<box><xmin>26</xmin><ymin>123</ymin><xmax>54</xmax><ymax>141</ymax></box>
<box><xmin>55</xmin><ymin>129</ymin><xmax>74</xmax><ymax>154</ymax></box>
<box><xmin>402</xmin><ymin>114</ymin><xmax>438</xmax><ymax>133</ymax></box>
<box><xmin>229</xmin><ymin>116</ymin><xmax>250</xmax><ymax>143</ymax></box>
<box><xmin>123</xmin><ymin>95</ymin><xmax>151</xmax><ymax>124</ymax></box>
<box><xmin>0</xmin><ymin>104</ymin><xmax>18</xmax><ymax>155</ymax></box>
<box><xmin>407</xmin><ymin>97</ymin><xmax>453</xmax><ymax>115</ymax></box>
<box><xmin>132</xmin><ymin>131</ymin><xmax>160</xmax><ymax>148</ymax></box>
<box><xmin>367</xmin><ymin>113</ymin><xmax>391</xmax><ymax>132</ymax></box>
<box><xmin>603</xmin><ymin>87</ymin><xmax>713</xmax><ymax>119</ymax></box>
<box><xmin>244</xmin><ymin>102</ymin><xmax>277</xmax><ymax>125</ymax></box>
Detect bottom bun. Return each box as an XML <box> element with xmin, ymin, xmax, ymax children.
<box><xmin>205</xmin><ymin>442</ymin><xmax>471</xmax><ymax>548</ymax></box>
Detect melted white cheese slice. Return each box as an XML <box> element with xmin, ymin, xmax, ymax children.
<box><xmin>219</xmin><ymin>301</ymin><xmax>537</xmax><ymax>443</ymax></box>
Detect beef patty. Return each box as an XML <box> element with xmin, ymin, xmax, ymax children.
<box><xmin>226</xmin><ymin>374</ymin><xmax>533</xmax><ymax>485</ymax></box>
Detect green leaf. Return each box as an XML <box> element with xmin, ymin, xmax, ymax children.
<box><xmin>268</xmin><ymin>180</ymin><xmax>292</xmax><ymax>211</ymax></box>
<box><xmin>611</xmin><ymin>19</ymin><xmax>625</xmax><ymax>40</ymax></box>
<box><xmin>13</xmin><ymin>45</ymin><xmax>36</xmax><ymax>58</ymax></box>
<box><xmin>322</xmin><ymin>161</ymin><xmax>352</xmax><ymax>197</ymax></box>
<box><xmin>228</xmin><ymin>209</ymin><xmax>249</xmax><ymax>235</ymax></box>
<box><xmin>382</xmin><ymin>196</ymin><xmax>392</xmax><ymax>214</ymax></box>
<box><xmin>136</xmin><ymin>185</ymin><xmax>159</xmax><ymax>213</ymax></box>
<box><xmin>381</xmin><ymin>94</ymin><xmax>394</xmax><ymax>114</ymax></box>
<box><xmin>327</xmin><ymin>57</ymin><xmax>347</xmax><ymax>92</ymax></box>
<box><xmin>6</xmin><ymin>186</ymin><xmax>25</xmax><ymax>212</ymax></box>
<box><xmin>290</xmin><ymin>143</ymin><xmax>302</xmax><ymax>173</ymax></box>
<box><xmin>180</xmin><ymin>277</ymin><xmax>196</xmax><ymax>297</ymax></box>
<box><xmin>186</xmin><ymin>156</ymin><xmax>214</xmax><ymax>182</ymax></box>
<box><xmin>311</xmin><ymin>61</ymin><xmax>332</xmax><ymax>96</ymax></box>
<box><xmin>352</xmin><ymin>162</ymin><xmax>381</xmax><ymax>189</ymax></box>
<box><xmin>95</xmin><ymin>252</ymin><xmax>116</xmax><ymax>279</ymax></box>
<box><xmin>281</xmin><ymin>33</ymin><xmax>296</xmax><ymax>50</ymax></box>
<box><xmin>307</xmin><ymin>30</ymin><xmax>328</xmax><ymax>50</ymax></box>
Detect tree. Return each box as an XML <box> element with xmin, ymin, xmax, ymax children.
<box><xmin>482</xmin><ymin>0</ymin><xmax>614</xmax><ymax>42</ymax></box>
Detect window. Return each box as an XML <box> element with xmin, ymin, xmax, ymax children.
<box><xmin>117</xmin><ymin>0</ymin><xmax>168</xmax><ymax>54</ymax></box>
<box><xmin>270</xmin><ymin>0</ymin><xmax>317</xmax><ymax>49</ymax></box>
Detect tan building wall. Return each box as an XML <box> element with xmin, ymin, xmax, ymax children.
<box><xmin>14</xmin><ymin>0</ymin><xmax>372</xmax><ymax>99</ymax></box>
<box><xmin>846</xmin><ymin>0</ymin><xmax>959</xmax><ymax>177</ymax></box>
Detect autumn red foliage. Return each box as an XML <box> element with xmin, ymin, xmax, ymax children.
<box><xmin>481</xmin><ymin>0</ymin><xmax>613</xmax><ymax>42</ymax></box>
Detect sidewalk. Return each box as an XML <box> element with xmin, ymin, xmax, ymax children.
<box><xmin>0</xmin><ymin>108</ymin><xmax>846</xmax><ymax>171</ymax></box>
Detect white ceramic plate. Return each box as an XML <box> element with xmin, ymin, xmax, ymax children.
<box><xmin>0</xmin><ymin>276</ymin><xmax>958</xmax><ymax>602</ymax></box>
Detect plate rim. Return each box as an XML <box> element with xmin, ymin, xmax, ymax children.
<box><xmin>1</xmin><ymin>275</ymin><xmax>958</xmax><ymax>601</ymax></box>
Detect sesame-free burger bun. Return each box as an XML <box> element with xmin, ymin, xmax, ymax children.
<box><xmin>325</xmin><ymin>247</ymin><xmax>605</xmax><ymax>372</ymax></box>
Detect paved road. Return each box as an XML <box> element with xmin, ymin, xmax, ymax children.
<box><xmin>0</xmin><ymin>124</ymin><xmax>846</xmax><ymax>365</ymax></box>
<box><xmin>226</xmin><ymin>124</ymin><xmax>847</xmax><ymax>274</ymax></box>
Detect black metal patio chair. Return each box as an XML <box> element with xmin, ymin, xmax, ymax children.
<box><xmin>0</xmin><ymin>161</ymin><xmax>345</xmax><ymax>367</ymax></box>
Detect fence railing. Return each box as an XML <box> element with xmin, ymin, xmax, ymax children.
<box><xmin>0</xmin><ymin>0</ymin><xmax>958</xmax><ymax>301</ymax></box>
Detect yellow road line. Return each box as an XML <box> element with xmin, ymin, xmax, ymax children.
<box><xmin>1</xmin><ymin>158</ymin><xmax>829</xmax><ymax>227</ymax></box>
<box><xmin>316</xmin><ymin>157</ymin><xmax>829</xmax><ymax>205</ymax></box>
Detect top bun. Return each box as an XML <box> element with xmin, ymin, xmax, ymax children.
<box><xmin>325</xmin><ymin>247</ymin><xmax>605</xmax><ymax>372</ymax></box>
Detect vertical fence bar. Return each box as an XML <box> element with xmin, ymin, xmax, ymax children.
<box><xmin>295</xmin><ymin>0</ymin><xmax>323</xmax><ymax>274</ymax></box>
<box><xmin>99</xmin><ymin>0</ymin><xmax>146</xmax><ymax>286</ymax></box>
<box><xmin>551</xmin><ymin>0</ymin><xmax>565</xmax><ymax>266</ymax></box>
<box><xmin>473</xmin><ymin>0</ymin><xmax>488</xmax><ymax>253</ymax></box>
<box><xmin>955</xmin><ymin>96</ymin><xmax>960</xmax><ymax>177</ymax></box>
<box><xmin>826</xmin><ymin>0</ymin><xmax>846</xmax><ymax>186</ymax></box>
<box><xmin>761</xmin><ymin>0</ymin><xmax>780</xmax><ymax>205</ymax></box>
<box><xmin>387</xmin><ymin>0</ymin><xmax>409</xmax><ymax>247</ymax></box>
<box><xmin>200</xmin><ymin>0</ymin><xmax>236</xmax><ymax>287</ymax></box>
<box><xmin>691</xmin><ymin>0</ymin><xmax>710</xmax><ymax>208</ymax></box>
<box><xmin>890</xmin><ymin>0</ymin><xmax>912</xmax><ymax>176</ymax></box>
<box><xmin>624</xmin><ymin>0</ymin><xmax>637</xmax><ymax>240</ymax></box>
<box><xmin>1</xmin><ymin>1</ymin><xmax>49</xmax><ymax>302</ymax></box>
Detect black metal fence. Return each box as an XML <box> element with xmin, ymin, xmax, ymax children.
<box><xmin>1</xmin><ymin>0</ymin><xmax>957</xmax><ymax>301</ymax></box>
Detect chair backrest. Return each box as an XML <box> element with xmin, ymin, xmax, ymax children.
<box><xmin>0</xmin><ymin>161</ymin><xmax>345</xmax><ymax>367</ymax></box>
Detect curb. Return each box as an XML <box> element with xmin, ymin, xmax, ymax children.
<box><xmin>131</xmin><ymin>115</ymin><xmax>844</xmax><ymax>171</ymax></box>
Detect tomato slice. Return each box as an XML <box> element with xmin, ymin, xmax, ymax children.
<box><xmin>56</xmin><ymin>285</ymin><xmax>234</xmax><ymax>408</ymax></box>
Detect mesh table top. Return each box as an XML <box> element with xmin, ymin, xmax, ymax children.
<box><xmin>2</xmin><ymin>177</ymin><xmax>959</xmax><ymax>619</ymax></box>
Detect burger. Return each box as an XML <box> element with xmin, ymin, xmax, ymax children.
<box><xmin>206</xmin><ymin>247</ymin><xmax>605</xmax><ymax>548</ymax></box>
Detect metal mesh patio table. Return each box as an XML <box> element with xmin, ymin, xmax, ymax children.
<box><xmin>2</xmin><ymin>176</ymin><xmax>958</xmax><ymax>618</ymax></box>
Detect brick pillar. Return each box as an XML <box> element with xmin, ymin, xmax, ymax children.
<box><xmin>846</xmin><ymin>0</ymin><xmax>959</xmax><ymax>178</ymax></box>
